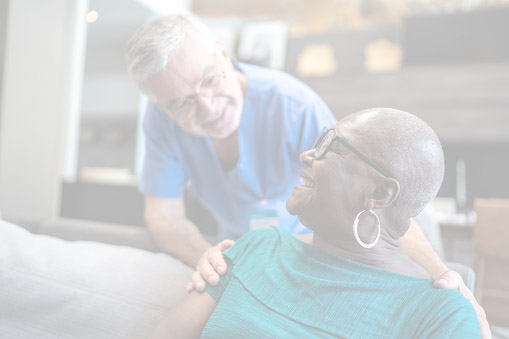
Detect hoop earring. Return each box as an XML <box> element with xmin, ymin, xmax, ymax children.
<box><xmin>353</xmin><ymin>210</ymin><xmax>381</xmax><ymax>249</ymax></box>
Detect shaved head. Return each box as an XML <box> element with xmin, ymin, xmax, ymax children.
<box><xmin>339</xmin><ymin>108</ymin><xmax>444</xmax><ymax>225</ymax></box>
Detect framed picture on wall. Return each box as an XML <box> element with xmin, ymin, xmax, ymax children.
<box><xmin>237</xmin><ymin>21</ymin><xmax>288</xmax><ymax>70</ymax></box>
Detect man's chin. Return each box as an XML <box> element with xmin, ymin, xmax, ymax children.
<box><xmin>207</xmin><ymin>125</ymin><xmax>237</xmax><ymax>139</ymax></box>
<box><xmin>188</xmin><ymin>119</ymin><xmax>237</xmax><ymax>139</ymax></box>
<box><xmin>206</xmin><ymin>109</ymin><xmax>242</xmax><ymax>139</ymax></box>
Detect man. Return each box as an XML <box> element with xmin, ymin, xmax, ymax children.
<box><xmin>127</xmin><ymin>13</ymin><xmax>335</xmax><ymax>268</ymax></box>
<box><xmin>127</xmin><ymin>13</ymin><xmax>489</xmax><ymax>337</ymax></box>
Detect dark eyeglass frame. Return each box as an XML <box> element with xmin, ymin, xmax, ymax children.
<box><xmin>313</xmin><ymin>128</ymin><xmax>393</xmax><ymax>179</ymax></box>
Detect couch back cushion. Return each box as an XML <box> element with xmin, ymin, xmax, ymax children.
<box><xmin>0</xmin><ymin>219</ymin><xmax>192</xmax><ymax>339</ymax></box>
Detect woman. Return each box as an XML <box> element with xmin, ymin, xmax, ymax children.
<box><xmin>149</xmin><ymin>108</ymin><xmax>481</xmax><ymax>338</ymax></box>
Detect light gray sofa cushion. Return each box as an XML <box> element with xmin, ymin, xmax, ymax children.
<box><xmin>0</xmin><ymin>219</ymin><xmax>192</xmax><ymax>339</ymax></box>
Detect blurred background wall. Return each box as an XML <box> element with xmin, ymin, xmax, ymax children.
<box><xmin>0</xmin><ymin>0</ymin><xmax>7</xmax><ymax>136</ymax></box>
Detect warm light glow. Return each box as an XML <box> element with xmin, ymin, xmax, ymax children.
<box><xmin>86</xmin><ymin>11</ymin><xmax>99</xmax><ymax>23</ymax></box>
<box><xmin>364</xmin><ymin>39</ymin><xmax>402</xmax><ymax>73</ymax></box>
<box><xmin>296</xmin><ymin>44</ymin><xmax>337</xmax><ymax>77</ymax></box>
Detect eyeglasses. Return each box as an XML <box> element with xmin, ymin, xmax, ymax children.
<box><xmin>165</xmin><ymin>50</ymin><xmax>227</xmax><ymax>122</ymax></box>
<box><xmin>313</xmin><ymin>128</ymin><xmax>393</xmax><ymax>179</ymax></box>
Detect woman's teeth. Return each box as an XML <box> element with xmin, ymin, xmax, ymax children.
<box><xmin>300</xmin><ymin>177</ymin><xmax>315</xmax><ymax>188</ymax></box>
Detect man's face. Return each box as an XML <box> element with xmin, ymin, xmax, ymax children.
<box><xmin>141</xmin><ymin>36</ymin><xmax>244</xmax><ymax>139</ymax></box>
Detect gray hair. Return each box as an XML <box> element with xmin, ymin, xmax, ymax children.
<box><xmin>126</xmin><ymin>12</ymin><xmax>216</xmax><ymax>83</ymax></box>
<box><xmin>342</xmin><ymin>108</ymin><xmax>445</xmax><ymax>226</ymax></box>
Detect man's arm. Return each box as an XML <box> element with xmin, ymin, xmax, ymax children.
<box><xmin>148</xmin><ymin>291</ymin><xmax>217</xmax><ymax>339</ymax></box>
<box><xmin>401</xmin><ymin>218</ymin><xmax>491</xmax><ymax>338</ymax></box>
<box><xmin>400</xmin><ymin>218</ymin><xmax>448</xmax><ymax>279</ymax></box>
<box><xmin>145</xmin><ymin>195</ymin><xmax>211</xmax><ymax>268</ymax></box>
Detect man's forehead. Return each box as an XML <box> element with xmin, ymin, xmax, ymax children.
<box><xmin>165</xmin><ymin>44</ymin><xmax>216</xmax><ymax>82</ymax></box>
<box><xmin>144</xmin><ymin>51</ymin><xmax>217</xmax><ymax>102</ymax></box>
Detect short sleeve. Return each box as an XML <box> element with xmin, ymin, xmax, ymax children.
<box><xmin>286</xmin><ymin>94</ymin><xmax>336</xmax><ymax>160</ymax></box>
<box><xmin>447</xmin><ymin>315</ymin><xmax>482</xmax><ymax>339</ymax></box>
<box><xmin>204</xmin><ymin>257</ymin><xmax>234</xmax><ymax>302</ymax></box>
<box><xmin>139</xmin><ymin>102</ymin><xmax>187</xmax><ymax>198</ymax></box>
<box><xmin>419</xmin><ymin>291</ymin><xmax>481</xmax><ymax>339</ymax></box>
<box><xmin>204</xmin><ymin>229</ymin><xmax>271</xmax><ymax>301</ymax></box>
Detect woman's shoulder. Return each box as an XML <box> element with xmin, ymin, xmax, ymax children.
<box><xmin>223</xmin><ymin>226</ymin><xmax>285</xmax><ymax>263</ymax></box>
<box><xmin>412</xmin><ymin>288</ymin><xmax>481</xmax><ymax>337</ymax></box>
<box><xmin>234</xmin><ymin>226</ymin><xmax>283</xmax><ymax>245</ymax></box>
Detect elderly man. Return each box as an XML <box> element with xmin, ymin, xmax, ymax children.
<box><xmin>126</xmin><ymin>13</ymin><xmax>335</xmax><ymax>267</ymax></box>
<box><xmin>126</xmin><ymin>13</ymin><xmax>490</xmax><ymax>337</ymax></box>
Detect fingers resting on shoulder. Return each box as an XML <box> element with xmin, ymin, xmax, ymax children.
<box><xmin>186</xmin><ymin>239</ymin><xmax>235</xmax><ymax>293</ymax></box>
<box><xmin>434</xmin><ymin>270</ymin><xmax>491</xmax><ymax>339</ymax></box>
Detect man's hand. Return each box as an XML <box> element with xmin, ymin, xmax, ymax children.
<box><xmin>145</xmin><ymin>195</ymin><xmax>211</xmax><ymax>267</ymax></box>
<box><xmin>186</xmin><ymin>239</ymin><xmax>235</xmax><ymax>293</ymax></box>
<box><xmin>434</xmin><ymin>270</ymin><xmax>491</xmax><ymax>339</ymax></box>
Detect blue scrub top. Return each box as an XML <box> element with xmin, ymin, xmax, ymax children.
<box><xmin>140</xmin><ymin>62</ymin><xmax>336</xmax><ymax>240</ymax></box>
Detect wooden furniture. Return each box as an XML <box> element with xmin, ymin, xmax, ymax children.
<box><xmin>473</xmin><ymin>198</ymin><xmax>509</xmax><ymax>326</ymax></box>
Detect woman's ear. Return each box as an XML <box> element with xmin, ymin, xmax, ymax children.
<box><xmin>365</xmin><ymin>178</ymin><xmax>400</xmax><ymax>210</ymax></box>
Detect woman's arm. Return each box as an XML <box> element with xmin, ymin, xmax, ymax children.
<box><xmin>148</xmin><ymin>292</ymin><xmax>218</xmax><ymax>339</ymax></box>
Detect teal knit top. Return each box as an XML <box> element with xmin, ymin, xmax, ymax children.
<box><xmin>201</xmin><ymin>227</ymin><xmax>480</xmax><ymax>338</ymax></box>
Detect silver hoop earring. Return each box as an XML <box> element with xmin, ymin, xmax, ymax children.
<box><xmin>353</xmin><ymin>209</ymin><xmax>381</xmax><ymax>249</ymax></box>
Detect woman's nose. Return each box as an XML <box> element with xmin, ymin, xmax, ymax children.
<box><xmin>300</xmin><ymin>149</ymin><xmax>315</xmax><ymax>166</ymax></box>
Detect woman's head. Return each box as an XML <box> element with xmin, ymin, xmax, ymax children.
<box><xmin>286</xmin><ymin>108</ymin><xmax>444</xmax><ymax>240</ymax></box>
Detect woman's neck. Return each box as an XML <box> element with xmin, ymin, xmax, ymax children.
<box><xmin>312</xmin><ymin>232</ymin><xmax>397</xmax><ymax>265</ymax></box>
<box><xmin>311</xmin><ymin>231</ymin><xmax>431</xmax><ymax>279</ymax></box>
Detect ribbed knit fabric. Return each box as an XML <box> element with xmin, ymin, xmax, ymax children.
<box><xmin>202</xmin><ymin>227</ymin><xmax>480</xmax><ymax>338</ymax></box>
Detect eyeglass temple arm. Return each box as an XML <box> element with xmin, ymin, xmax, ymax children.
<box><xmin>335</xmin><ymin>138</ymin><xmax>393</xmax><ymax>178</ymax></box>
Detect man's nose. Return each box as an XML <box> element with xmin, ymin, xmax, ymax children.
<box><xmin>195</xmin><ymin>94</ymin><xmax>217</xmax><ymax>116</ymax></box>
<box><xmin>300</xmin><ymin>149</ymin><xmax>315</xmax><ymax>166</ymax></box>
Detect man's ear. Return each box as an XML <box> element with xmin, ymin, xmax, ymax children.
<box><xmin>215</xmin><ymin>40</ymin><xmax>230</xmax><ymax>59</ymax></box>
<box><xmin>365</xmin><ymin>178</ymin><xmax>400</xmax><ymax>210</ymax></box>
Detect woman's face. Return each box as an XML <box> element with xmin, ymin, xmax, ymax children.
<box><xmin>286</xmin><ymin>124</ymin><xmax>377</xmax><ymax>234</ymax></box>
